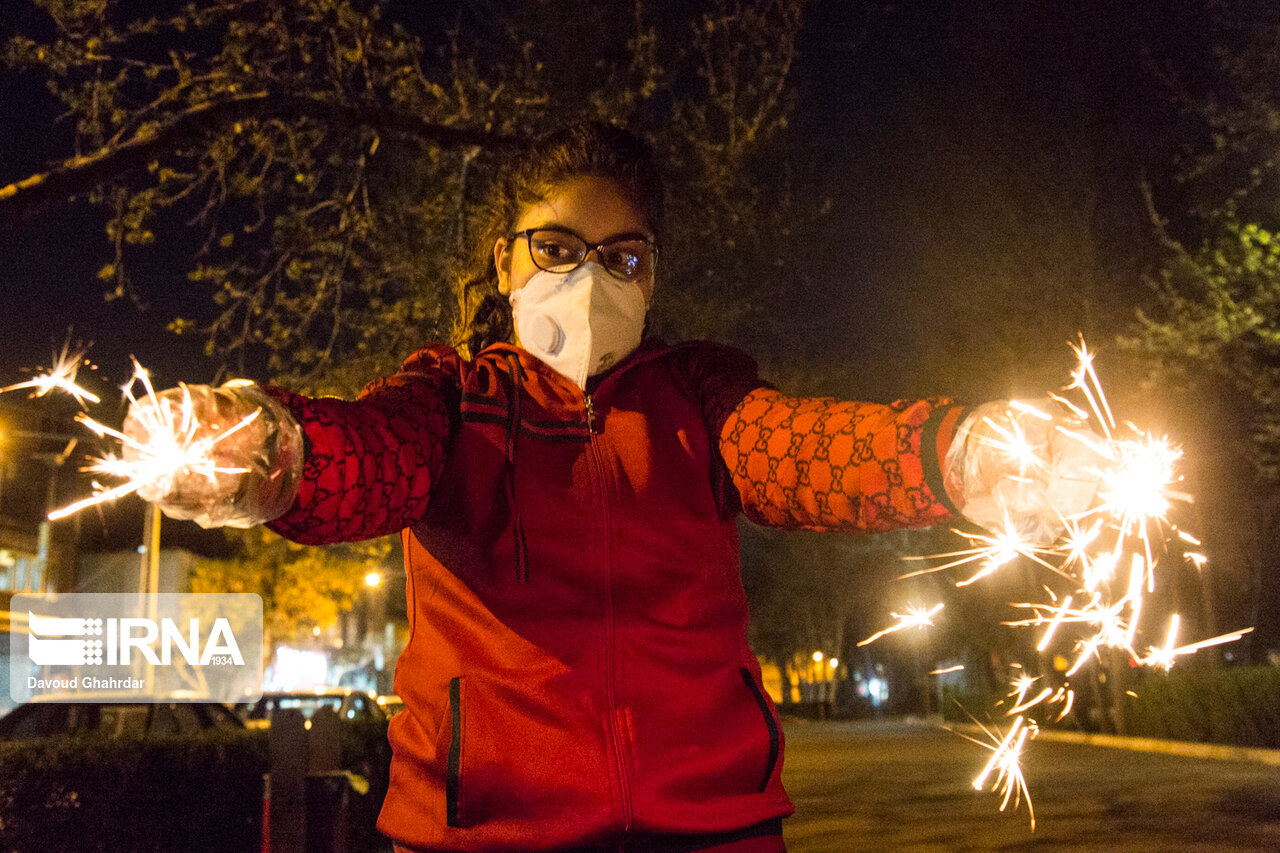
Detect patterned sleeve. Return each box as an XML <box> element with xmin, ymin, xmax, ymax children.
<box><xmin>719</xmin><ymin>387</ymin><xmax>968</xmax><ymax>533</ymax></box>
<box><xmin>264</xmin><ymin>344</ymin><xmax>461</xmax><ymax>545</ymax></box>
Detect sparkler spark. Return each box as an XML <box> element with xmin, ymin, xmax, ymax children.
<box><xmin>892</xmin><ymin>338</ymin><xmax>1249</xmax><ymax>826</ymax></box>
<box><xmin>959</xmin><ymin>715</ymin><xmax>1037</xmax><ymax>830</ymax></box>
<box><xmin>857</xmin><ymin>603</ymin><xmax>943</xmax><ymax>647</ymax></box>
<box><xmin>47</xmin><ymin>359</ymin><xmax>259</xmax><ymax>521</ymax></box>
<box><xmin>900</xmin><ymin>522</ymin><xmax>1061</xmax><ymax>586</ymax></box>
<box><xmin>1005</xmin><ymin>675</ymin><xmax>1054</xmax><ymax>716</ymax></box>
<box><xmin>1</xmin><ymin>342</ymin><xmax>100</xmax><ymax>406</ymax></box>
<box><xmin>1137</xmin><ymin>618</ymin><xmax>1254</xmax><ymax>671</ymax></box>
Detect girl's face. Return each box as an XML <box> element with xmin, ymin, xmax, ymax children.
<box><xmin>494</xmin><ymin>176</ymin><xmax>656</xmax><ymax>304</ymax></box>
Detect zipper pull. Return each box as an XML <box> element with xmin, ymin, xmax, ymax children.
<box><xmin>585</xmin><ymin>394</ymin><xmax>598</xmax><ymax>434</ymax></box>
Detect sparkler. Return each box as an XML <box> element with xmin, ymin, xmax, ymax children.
<box><xmin>887</xmin><ymin>338</ymin><xmax>1249</xmax><ymax>826</ymax></box>
<box><xmin>47</xmin><ymin>359</ymin><xmax>258</xmax><ymax>521</ymax></box>
<box><xmin>0</xmin><ymin>341</ymin><xmax>100</xmax><ymax>406</ymax></box>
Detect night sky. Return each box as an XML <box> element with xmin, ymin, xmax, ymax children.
<box><xmin>0</xmin><ymin>80</ymin><xmax>217</xmax><ymax>390</ymax></box>
<box><xmin>0</xmin><ymin>1</ymin><xmax>1203</xmax><ymax>396</ymax></box>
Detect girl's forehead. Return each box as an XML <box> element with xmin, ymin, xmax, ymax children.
<box><xmin>515</xmin><ymin>176</ymin><xmax>648</xmax><ymax>238</ymax></box>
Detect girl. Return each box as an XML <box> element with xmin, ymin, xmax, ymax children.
<box><xmin>130</xmin><ymin>121</ymin><xmax>1093</xmax><ymax>852</ymax></box>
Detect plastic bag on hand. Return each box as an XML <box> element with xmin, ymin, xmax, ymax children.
<box><xmin>122</xmin><ymin>383</ymin><xmax>304</xmax><ymax>529</ymax></box>
<box><xmin>942</xmin><ymin>398</ymin><xmax>1103</xmax><ymax>544</ymax></box>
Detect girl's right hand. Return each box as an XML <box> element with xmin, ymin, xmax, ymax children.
<box><xmin>122</xmin><ymin>383</ymin><xmax>305</xmax><ymax>529</ymax></box>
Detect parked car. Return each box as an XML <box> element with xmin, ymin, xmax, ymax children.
<box><xmin>0</xmin><ymin>700</ymin><xmax>245</xmax><ymax>740</ymax></box>
<box><xmin>239</xmin><ymin>687</ymin><xmax>387</xmax><ymax>729</ymax></box>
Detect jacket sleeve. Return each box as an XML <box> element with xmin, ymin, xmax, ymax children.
<box><xmin>718</xmin><ymin>386</ymin><xmax>968</xmax><ymax>534</ymax></box>
<box><xmin>264</xmin><ymin>344</ymin><xmax>461</xmax><ymax>545</ymax></box>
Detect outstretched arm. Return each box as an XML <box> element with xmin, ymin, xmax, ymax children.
<box><xmin>719</xmin><ymin>387</ymin><xmax>967</xmax><ymax>533</ymax></box>
<box><xmin>679</xmin><ymin>342</ymin><xmax>1100</xmax><ymax>539</ymax></box>
<box><xmin>265</xmin><ymin>346</ymin><xmax>460</xmax><ymax>544</ymax></box>
<box><xmin>126</xmin><ymin>345</ymin><xmax>460</xmax><ymax>544</ymax></box>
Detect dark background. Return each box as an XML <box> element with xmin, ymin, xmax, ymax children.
<box><xmin>0</xmin><ymin>0</ymin><xmax>1206</xmax><ymax>395</ymax></box>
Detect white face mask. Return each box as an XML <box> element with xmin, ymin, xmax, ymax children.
<box><xmin>509</xmin><ymin>262</ymin><xmax>648</xmax><ymax>389</ymax></box>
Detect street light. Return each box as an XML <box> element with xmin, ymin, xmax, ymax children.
<box><xmin>363</xmin><ymin>570</ymin><xmax>389</xmax><ymax>692</ymax></box>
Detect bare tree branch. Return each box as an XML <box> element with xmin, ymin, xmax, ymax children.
<box><xmin>0</xmin><ymin>90</ymin><xmax>521</xmax><ymax>230</ymax></box>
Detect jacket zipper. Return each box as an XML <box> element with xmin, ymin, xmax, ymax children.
<box><xmin>585</xmin><ymin>394</ymin><xmax>632</xmax><ymax>832</ymax></box>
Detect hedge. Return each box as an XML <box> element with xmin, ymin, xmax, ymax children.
<box><xmin>0</xmin><ymin>728</ymin><xmax>268</xmax><ymax>852</ymax></box>
<box><xmin>1125</xmin><ymin>665</ymin><xmax>1280</xmax><ymax>748</ymax></box>
<box><xmin>941</xmin><ymin>665</ymin><xmax>1280</xmax><ymax>749</ymax></box>
<box><xmin>0</xmin><ymin>722</ymin><xmax>392</xmax><ymax>853</ymax></box>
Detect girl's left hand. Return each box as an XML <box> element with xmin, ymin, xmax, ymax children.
<box><xmin>943</xmin><ymin>398</ymin><xmax>1104</xmax><ymax>544</ymax></box>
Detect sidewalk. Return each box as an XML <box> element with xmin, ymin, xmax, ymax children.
<box><xmin>816</xmin><ymin>713</ymin><xmax>1280</xmax><ymax>766</ymax></box>
<box><xmin>1007</xmin><ymin>723</ymin><xmax>1280</xmax><ymax>765</ymax></box>
<box><xmin>780</xmin><ymin>716</ymin><xmax>1280</xmax><ymax>852</ymax></box>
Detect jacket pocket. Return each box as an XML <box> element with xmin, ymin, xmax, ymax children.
<box><xmin>437</xmin><ymin>673</ymin><xmax>610</xmax><ymax>832</ymax></box>
<box><xmin>445</xmin><ymin>676</ymin><xmax>463</xmax><ymax>827</ymax></box>
<box><xmin>740</xmin><ymin>668</ymin><xmax>780</xmax><ymax>793</ymax></box>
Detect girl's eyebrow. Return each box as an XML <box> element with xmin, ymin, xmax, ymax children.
<box><xmin>526</xmin><ymin>223</ymin><xmax>654</xmax><ymax>243</ymax></box>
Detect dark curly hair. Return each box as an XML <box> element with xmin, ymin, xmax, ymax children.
<box><xmin>453</xmin><ymin>122</ymin><xmax>664</xmax><ymax>358</ymax></box>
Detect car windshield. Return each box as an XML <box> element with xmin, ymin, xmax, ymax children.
<box><xmin>248</xmin><ymin>694</ymin><xmax>346</xmax><ymax>720</ymax></box>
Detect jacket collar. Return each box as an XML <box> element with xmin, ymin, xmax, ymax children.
<box><xmin>475</xmin><ymin>337</ymin><xmax>692</xmax><ymax>399</ymax></box>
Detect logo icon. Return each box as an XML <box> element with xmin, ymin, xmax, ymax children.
<box><xmin>27</xmin><ymin>613</ymin><xmax>105</xmax><ymax>666</ymax></box>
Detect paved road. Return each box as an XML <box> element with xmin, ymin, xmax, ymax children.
<box><xmin>780</xmin><ymin>717</ymin><xmax>1280</xmax><ymax>852</ymax></box>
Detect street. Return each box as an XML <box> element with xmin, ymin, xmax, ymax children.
<box><xmin>780</xmin><ymin>718</ymin><xmax>1280</xmax><ymax>853</ymax></box>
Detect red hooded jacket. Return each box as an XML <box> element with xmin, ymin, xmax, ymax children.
<box><xmin>267</xmin><ymin>339</ymin><xmax>966</xmax><ymax>852</ymax></box>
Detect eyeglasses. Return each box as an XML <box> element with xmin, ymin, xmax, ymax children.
<box><xmin>511</xmin><ymin>227</ymin><xmax>657</xmax><ymax>282</ymax></box>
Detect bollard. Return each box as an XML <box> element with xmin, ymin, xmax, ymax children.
<box><xmin>268</xmin><ymin>708</ymin><xmax>308</xmax><ymax>853</ymax></box>
<box><xmin>261</xmin><ymin>773</ymin><xmax>271</xmax><ymax>853</ymax></box>
<box><xmin>305</xmin><ymin>708</ymin><xmax>351</xmax><ymax>853</ymax></box>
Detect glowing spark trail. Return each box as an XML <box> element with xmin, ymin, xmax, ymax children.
<box><xmin>1138</xmin><ymin>620</ymin><xmax>1254</xmax><ymax>671</ymax></box>
<box><xmin>857</xmin><ymin>603</ymin><xmax>944</xmax><ymax>647</ymax></box>
<box><xmin>48</xmin><ymin>360</ymin><xmax>259</xmax><ymax>521</ymax></box>
<box><xmin>961</xmin><ymin>716</ymin><xmax>1037</xmax><ymax>830</ymax></box>
<box><xmin>900</xmin><ymin>523</ymin><xmax>1060</xmax><ymax>585</ymax></box>
<box><xmin>1005</xmin><ymin>675</ymin><xmax>1053</xmax><ymax>716</ymax></box>
<box><xmin>1</xmin><ymin>342</ymin><xmax>100</xmax><ymax>406</ymax></box>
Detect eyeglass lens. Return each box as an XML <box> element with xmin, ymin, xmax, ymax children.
<box><xmin>526</xmin><ymin>230</ymin><xmax>654</xmax><ymax>280</ymax></box>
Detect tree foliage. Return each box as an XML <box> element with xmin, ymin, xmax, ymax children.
<box><xmin>3</xmin><ymin>0</ymin><xmax>825</xmax><ymax>395</ymax></box>
<box><xmin>1120</xmin><ymin>0</ymin><xmax>1280</xmax><ymax>656</ymax></box>
<box><xmin>1131</xmin><ymin>213</ymin><xmax>1280</xmax><ymax>478</ymax></box>
<box><xmin>189</xmin><ymin>526</ymin><xmax>388</xmax><ymax>647</ymax></box>
<box><xmin>1125</xmin><ymin>0</ymin><xmax>1280</xmax><ymax>481</ymax></box>
<box><xmin>1146</xmin><ymin>1</ymin><xmax>1280</xmax><ymax>222</ymax></box>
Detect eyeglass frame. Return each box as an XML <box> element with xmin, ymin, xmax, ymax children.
<box><xmin>509</xmin><ymin>226</ymin><xmax>659</xmax><ymax>281</ymax></box>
